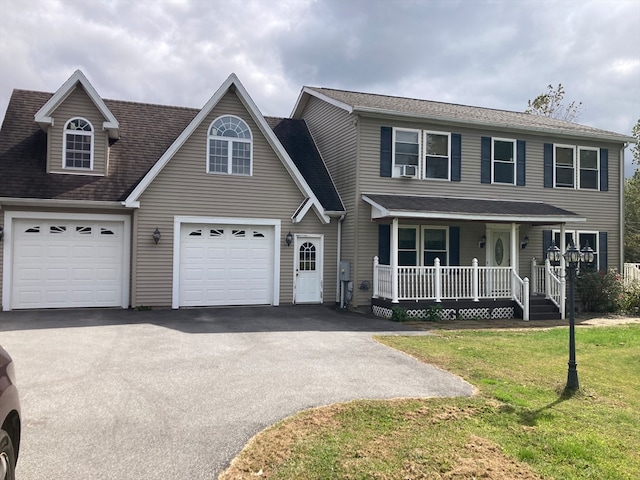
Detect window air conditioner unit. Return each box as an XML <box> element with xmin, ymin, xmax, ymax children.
<box><xmin>400</xmin><ymin>165</ymin><xmax>417</xmax><ymax>177</ymax></box>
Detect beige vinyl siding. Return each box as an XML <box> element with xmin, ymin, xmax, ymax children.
<box><xmin>48</xmin><ymin>85</ymin><xmax>109</xmax><ymax>176</ymax></box>
<box><xmin>134</xmin><ymin>90</ymin><xmax>337</xmax><ymax>307</ymax></box>
<box><xmin>298</xmin><ymin>97</ymin><xmax>356</xmax><ymax>301</ymax></box>
<box><xmin>351</xmin><ymin>116</ymin><xmax>622</xmax><ymax>306</ymax></box>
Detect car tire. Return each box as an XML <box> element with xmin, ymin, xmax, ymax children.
<box><xmin>0</xmin><ymin>429</ymin><xmax>16</xmax><ymax>480</ymax></box>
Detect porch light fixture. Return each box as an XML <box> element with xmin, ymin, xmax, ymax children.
<box><xmin>152</xmin><ymin>227</ymin><xmax>161</xmax><ymax>245</ymax></box>
<box><xmin>285</xmin><ymin>231</ymin><xmax>293</xmax><ymax>247</ymax></box>
<box><xmin>479</xmin><ymin>234</ymin><xmax>486</xmax><ymax>249</ymax></box>
<box><xmin>520</xmin><ymin>236</ymin><xmax>529</xmax><ymax>250</ymax></box>
<box><xmin>547</xmin><ymin>240</ymin><xmax>595</xmax><ymax>392</ymax></box>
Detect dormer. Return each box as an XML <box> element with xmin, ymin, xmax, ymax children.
<box><xmin>34</xmin><ymin>70</ymin><xmax>119</xmax><ymax>176</ymax></box>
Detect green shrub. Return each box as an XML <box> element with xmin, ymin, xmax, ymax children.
<box><xmin>425</xmin><ymin>304</ymin><xmax>444</xmax><ymax>322</ymax></box>
<box><xmin>390</xmin><ymin>307</ymin><xmax>409</xmax><ymax>322</ymax></box>
<box><xmin>576</xmin><ymin>270</ymin><xmax>623</xmax><ymax>313</ymax></box>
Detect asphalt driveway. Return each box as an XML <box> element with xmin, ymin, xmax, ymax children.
<box><xmin>0</xmin><ymin>305</ymin><xmax>473</xmax><ymax>479</ymax></box>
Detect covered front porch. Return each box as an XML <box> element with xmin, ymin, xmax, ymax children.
<box><xmin>362</xmin><ymin>193</ymin><xmax>586</xmax><ymax>321</ymax></box>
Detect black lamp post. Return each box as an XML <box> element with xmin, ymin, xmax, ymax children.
<box><xmin>547</xmin><ymin>240</ymin><xmax>595</xmax><ymax>392</ymax></box>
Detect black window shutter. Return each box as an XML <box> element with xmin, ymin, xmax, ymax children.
<box><xmin>378</xmin><ymin>224</ymin><xmax>391</xmax><ymax>265</ymax></box>
<box><xmin>600</xmin><ymin>148</ymin><xmax>608</xmax><ymax>191</ymax></box>
<box><xmin>544</xmin><ymin>143</ymin><xmax>554</xmax><ymax>188</ymax></box>
<box><xmin>516</xmin><ymin>140</ymin><xmax>526</xmax><ymax>186</ymax></box>
<box><xmin>543</xmin><ymin>230</ymin><xmax>552</xmax><ymax>259</ymax></box>
<box><xmin>449</xmin><ymin>226</ymin><xmax>460</xmax><ymax>266</ymax></box>
<box><xmin>451</xmin><ymin>133</ymin><xmax>461</xmax><ymax>182</ymax></box>
<box><xmin>598</xmin><ymin>231</ymin><xmax>608</xmax><ymax>272</ymax></box>
<box><xmin>481</xmin><ymin>137</ymin><xmax>491</xmax><ymax>183</ymax></box>
<box><xmin>380</xmin><ymin>127</ymin><xmax>392</xmax><ymax>177</ymax></box>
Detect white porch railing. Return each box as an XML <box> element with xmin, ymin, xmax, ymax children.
<box><xmin>624</xmin><ymin>263</ymin><xmax>640</xmax><ymax>286</ymax></box>
<box><xmin>373</xmin><ymin>257</ymin><xmax>530</xmax><ymax>320</ymax></box>
<box><xmin>531</xmin><ymin>257</ymin><xmax>562</xmax><ymax>295</ymax></box>
<box><xmin>544</xmin><ymin>258</ymin><xmax>566</xmax><ymax>319</ymax></box>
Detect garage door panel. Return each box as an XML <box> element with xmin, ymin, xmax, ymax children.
<box><xmin>11</xmin><ymin>219</ymin><xmax>125</xmax><ymax>309</ymax></box>
<box><xmin>179</xmin><ymin>223</ymin><xmax>274</xmax><ymax>307</ymax></box>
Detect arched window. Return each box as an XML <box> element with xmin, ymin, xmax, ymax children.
<box><xmin>64</xmin><ymin>117</ymin><xmax>93</xmax><ymax>169</ymax></box>
<box><xmin>207</xmin><ymin>115</ymin><xmax>252</xmax><ymax>175</ymax></box>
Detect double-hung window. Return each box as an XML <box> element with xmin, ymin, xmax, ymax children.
<box><xmin>207</xmin><ymin>115</ymin><xmax>252</xmax><ymax>175</ymax></box>
<box><xmin>492</xmin><ymin>138</ymin><xmax>516</xmax><ymax>184</ymax></box>
<box><xmin>64</xmin><ymin>117</ymin><xmax>93</xmax><ymax>170</ymax></box>
<box><xmin>578</xmin><ymin>147</ymin><xmax>599</xmax><ymax>189</ymax></box>
<box><xmin>423</xmin><ymin>227</ymin><xmax>448</xmax><ymax>266</ymax></box>
<box><xmin>554</xmin><ymin>145</ymin><xmax>576</xmax><ymax>188</ymax></box>
<box><xmin>424</xmin><ymin>132</ymin><xmax>450</xmax><ymax>180</ymax></box>
<box><xmin>398</xmin><ymin>228</ymin><xmax>418</xmax><ymax>266</ymax></box>
<box><xmin>393</xmin><ymin>129</ymin><xmax>420</xmax><ymax>176</ymax></box>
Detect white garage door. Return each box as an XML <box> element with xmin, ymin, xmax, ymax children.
<box><xmin>179</xmin><ymin>223</ymin><xmax>274</xmax><ymax>306</ymax></box>
<box><xmin>11</xmin><ymin>219</ymin><xmax>125</xmax><ymax>309</ymax></box>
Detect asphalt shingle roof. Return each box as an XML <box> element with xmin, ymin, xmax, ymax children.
<box><xmin>0</xmin><ymin>90</ymin><xmax>343</xmax><ymax>211</ymax></box>
<box><xmin>364</xmin><ymin>193</ymin><xmax>582</xmax><ymax>223</ymax></box>
<box><xmin>305</xmin><ymin>87</ymin><xmax>633</xmax><ymax>143</ymax></box>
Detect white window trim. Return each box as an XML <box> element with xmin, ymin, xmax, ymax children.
<box><xmin>206</xmin><ymin>115</ymin><xmax>253</xmax><ymax>176</ymax></box>
<box><xmin>392</xmin><ymin>127</ymin><xmax>421</xmax><ymax>178</ymax></box>
<box><xmin>553</xmin><ymin>144</ymin><xmax>576</xmax><ymax>189</ymax></box>
<box><xmin>491</xmin><ymin>137</ymin><xmax>516</xmax><ymax>185</ymax></box>
<box><xmin>578</xmin><ymin>146</ymin><xmax>600</xmax><ymax>190</ymax></box>
<box><xmin>552</xmin><ymin>229</ymin><xmax>599</xmax><ymax>270</ymax></box>
<box><xmin>62</xmin><ymin>117</ymin><xmax>94</xmax><ymax>171</ymax></box>
<box><xmin>423</xmin><ymin>130</ymin><xmax>451</xmax><ymax>181</ymax></box>
<box><xmin>422</xmin><ymin>226</ymin><xmax>449</xmax><ymax>266</ymax></box>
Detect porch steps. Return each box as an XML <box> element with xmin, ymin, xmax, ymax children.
<box><xmin>529</xmin><ymin>295</ymin><xmax>561</xmax><ymax>320</ymax></box>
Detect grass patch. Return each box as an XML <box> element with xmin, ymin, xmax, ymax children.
<box><xmin>220</xmin><ymin>325</ymin><xmax>640</xmax><ymax>479</ymax></box>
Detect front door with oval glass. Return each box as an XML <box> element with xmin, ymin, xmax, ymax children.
<box><xmin>294</xmin><ymin>235</ymin><xmax>323</xmax><ymax>303</ymax></box>
<box><xmin>487</xmin><ymin>230</ymin><xmax>511</xmax><ymax>295</ymax></box>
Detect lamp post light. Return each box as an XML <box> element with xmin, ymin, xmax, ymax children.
<box><xmin>547</xmin><ymin>240</ymin><xmax>595</xmax><ymax>392</ymax></box>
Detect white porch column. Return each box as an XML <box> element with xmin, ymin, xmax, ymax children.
<box><xmin>511</xmin><ymin>222</ymin><xmax>518</xmax><ymax>273</ymax></box>
<box><xmin>472</xmin><ymin>258</ymin><xmax>479</xmax><ymax>302</ymax></box>
<box><xmin>434</xmin><ymin>257</ymin><xmax>442</xmax><ymax>302</ymax></box>
<box><xmin>391</xmin><ymin>217</ymin><xmax>399</xmax><ymax>303</ymax></box>
<box><xmin>373</xmin><ymin>256</ymin><xmax>379</xmax><ymax>299</ymax></box>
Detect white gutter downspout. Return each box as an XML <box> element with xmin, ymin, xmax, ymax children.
<box><xmin>336</xmin><ymin>214</ymin><xmax>345</xmax><ymax>303</ymax></box>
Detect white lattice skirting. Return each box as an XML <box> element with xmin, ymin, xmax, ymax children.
<box><xmin>372</xmin><ymin>305</ymin><xmax>515</xmax><ymax>321</ymax></box>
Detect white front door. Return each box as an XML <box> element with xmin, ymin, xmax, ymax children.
<box><xmin>489</xmin><ymin>230</ymin><xmax>511</xmax><ymax>267</ymax></box>
<box><xmin>294</xmin><ymin>235</ymin><xmax>323</xmax><ymax>303</ymax></box>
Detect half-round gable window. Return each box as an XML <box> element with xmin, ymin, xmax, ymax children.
<box><xmin>64</xmin><ymin>117</ymin><xmax>94</xmax><ymax>169</ymax></box>
<box><xmin>207</xmin><ymin>115</ymin><xmax>252</xmax><ymax>175</ymax></box>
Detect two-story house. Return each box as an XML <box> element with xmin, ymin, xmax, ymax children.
<box><xmin>1</xmin><ymin>71</ymin><xmax>633</xmax><ymax>320</ymax></box>
<box><xmin>0</xmin><ymin>71</ymin><xmax>345</xmax><ymax>311</ymax></box>
<box><xmin>292</xmin><ymin>87</ymin><xmax>633</xmax><ymax>320</ymax></box>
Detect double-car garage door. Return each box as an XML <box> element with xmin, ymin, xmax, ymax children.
<box><xmin>178</xmin><ymin>223</ymin><xmax>275</xmax><ymax>307</ymax></box>
<box><xmin>9</xmin><ymin>218</ymin><xmax>126</xmax><ymax>309</ymax></box>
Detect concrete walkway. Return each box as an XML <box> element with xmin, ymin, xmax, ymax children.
<box><xmin>0</xmin><ymin>306</ymin><xmax>472</xmax><ymax>479</ymax></box>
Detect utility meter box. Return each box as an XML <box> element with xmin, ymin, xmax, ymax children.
<box><xmin>339</xmin><ymin>261</ymin><xmax>351</xmax><ymax>281</ymax></box>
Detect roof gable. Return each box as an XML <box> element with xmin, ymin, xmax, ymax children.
<box><xmin>124</xmin><ymin>74</ymin><xmax>331</xmax><ymax>223</ymax></box>
<box><xmin>34</xmin><ymin>70</ymin><xmax>120</xmax><ymax>139</ymax></box>
<box><xmin>294</xmin><ymin>86</ymin><xmax>633</xmax><ymax>144</ymax></box>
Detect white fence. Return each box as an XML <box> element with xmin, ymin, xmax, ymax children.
<box><xmin>624</xmin><ymin>263</ymin><xmax>640</xmax><ymax>286</ymax></box>
<box><xmin>373</xmin><ymin>257</ymin><xmax>530</xmax><ymax>320</ymax></box>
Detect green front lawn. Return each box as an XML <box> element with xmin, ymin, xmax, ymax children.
<box><xmin>220</xmin><ymin>325</ymin><xmax>640</xmax><ymax>479</ymax></box>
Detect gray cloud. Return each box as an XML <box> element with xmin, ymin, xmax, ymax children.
<box><xmin>1</xmin><ymin>0</ymin><xmax>638</xmax><ymax>174</ymax></box>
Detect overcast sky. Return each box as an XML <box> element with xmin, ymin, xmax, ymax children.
<box><xmin>1</xmin><ymin>0</ymin><xmax>638</xmax><ymax>174</ymax></box>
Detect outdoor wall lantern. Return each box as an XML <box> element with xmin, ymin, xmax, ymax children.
<box><xmin>285</xmin><ymin>231</ymin><xmax>293</xmax><ymax>247</ymax></box>
<box><xmin>479</xmin><ymin>234</ymin><xmax>486</xmax><ymax>249</ymax></box>
<box><xmin>547</xmin><ymin>240</ymin><xmax>595</xmax><ymax>392</ymax></box>
<box><xmin>152</xmin><ymin>227</ymin><xmax>161</xmax><ymax>245</ymax></box>
<box><xmin>0</xmin><ymin>226</ymin><xmax>3</xmax><ymax>242</ymax></box>
<box><xmin>521</xmin><ymin>236</ymin><xmax>529</xmax><ymax>249</ymax></box>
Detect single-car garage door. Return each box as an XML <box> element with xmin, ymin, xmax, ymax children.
<box><xmin>179</xmin><ymin>223</ymin><xmax>274</xmax><ymax>306</ymax></box>
<box><xmin>11</xmin><ymin>219</ymin><xmax>126</xmax><ymax>309</ymax></box>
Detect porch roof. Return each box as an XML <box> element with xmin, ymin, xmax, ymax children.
<box><xmin>362</xmin><ymin>193</ymin><xmax>586</xmax><ymax>224</ymax></box>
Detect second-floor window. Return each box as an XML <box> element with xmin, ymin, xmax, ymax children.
<box><xmin>207</xmin><ymin>115</ymin><xmax>252</xmax><ymax>175</ymax></box>
<box><xmin>492</xmin><ymin>138</ymin><xmax>516</xmax><ymax>184</ymax></box>
<box><xmin>578</xmin><ymin>147</ymin><xmax>599</xmax><ymax>189</ymax></box>
<box><xmin>554</xmin><ymin>145</ymin><xmax>575</xmax><ymax>188</ymax></box>
<box><xmin>64</xmin><ymin>118</ymin><xmax>93</xmax><ymax>169</ymax></box>
<box><xmin>424</xmin><ymin>132</ymin><xmax>450</xmax><ymax>180</ymax></box>
<box><xmin>393</xmin><ymin>128</ymin><xmax>420</xmax><ymax>176</ymax></box>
